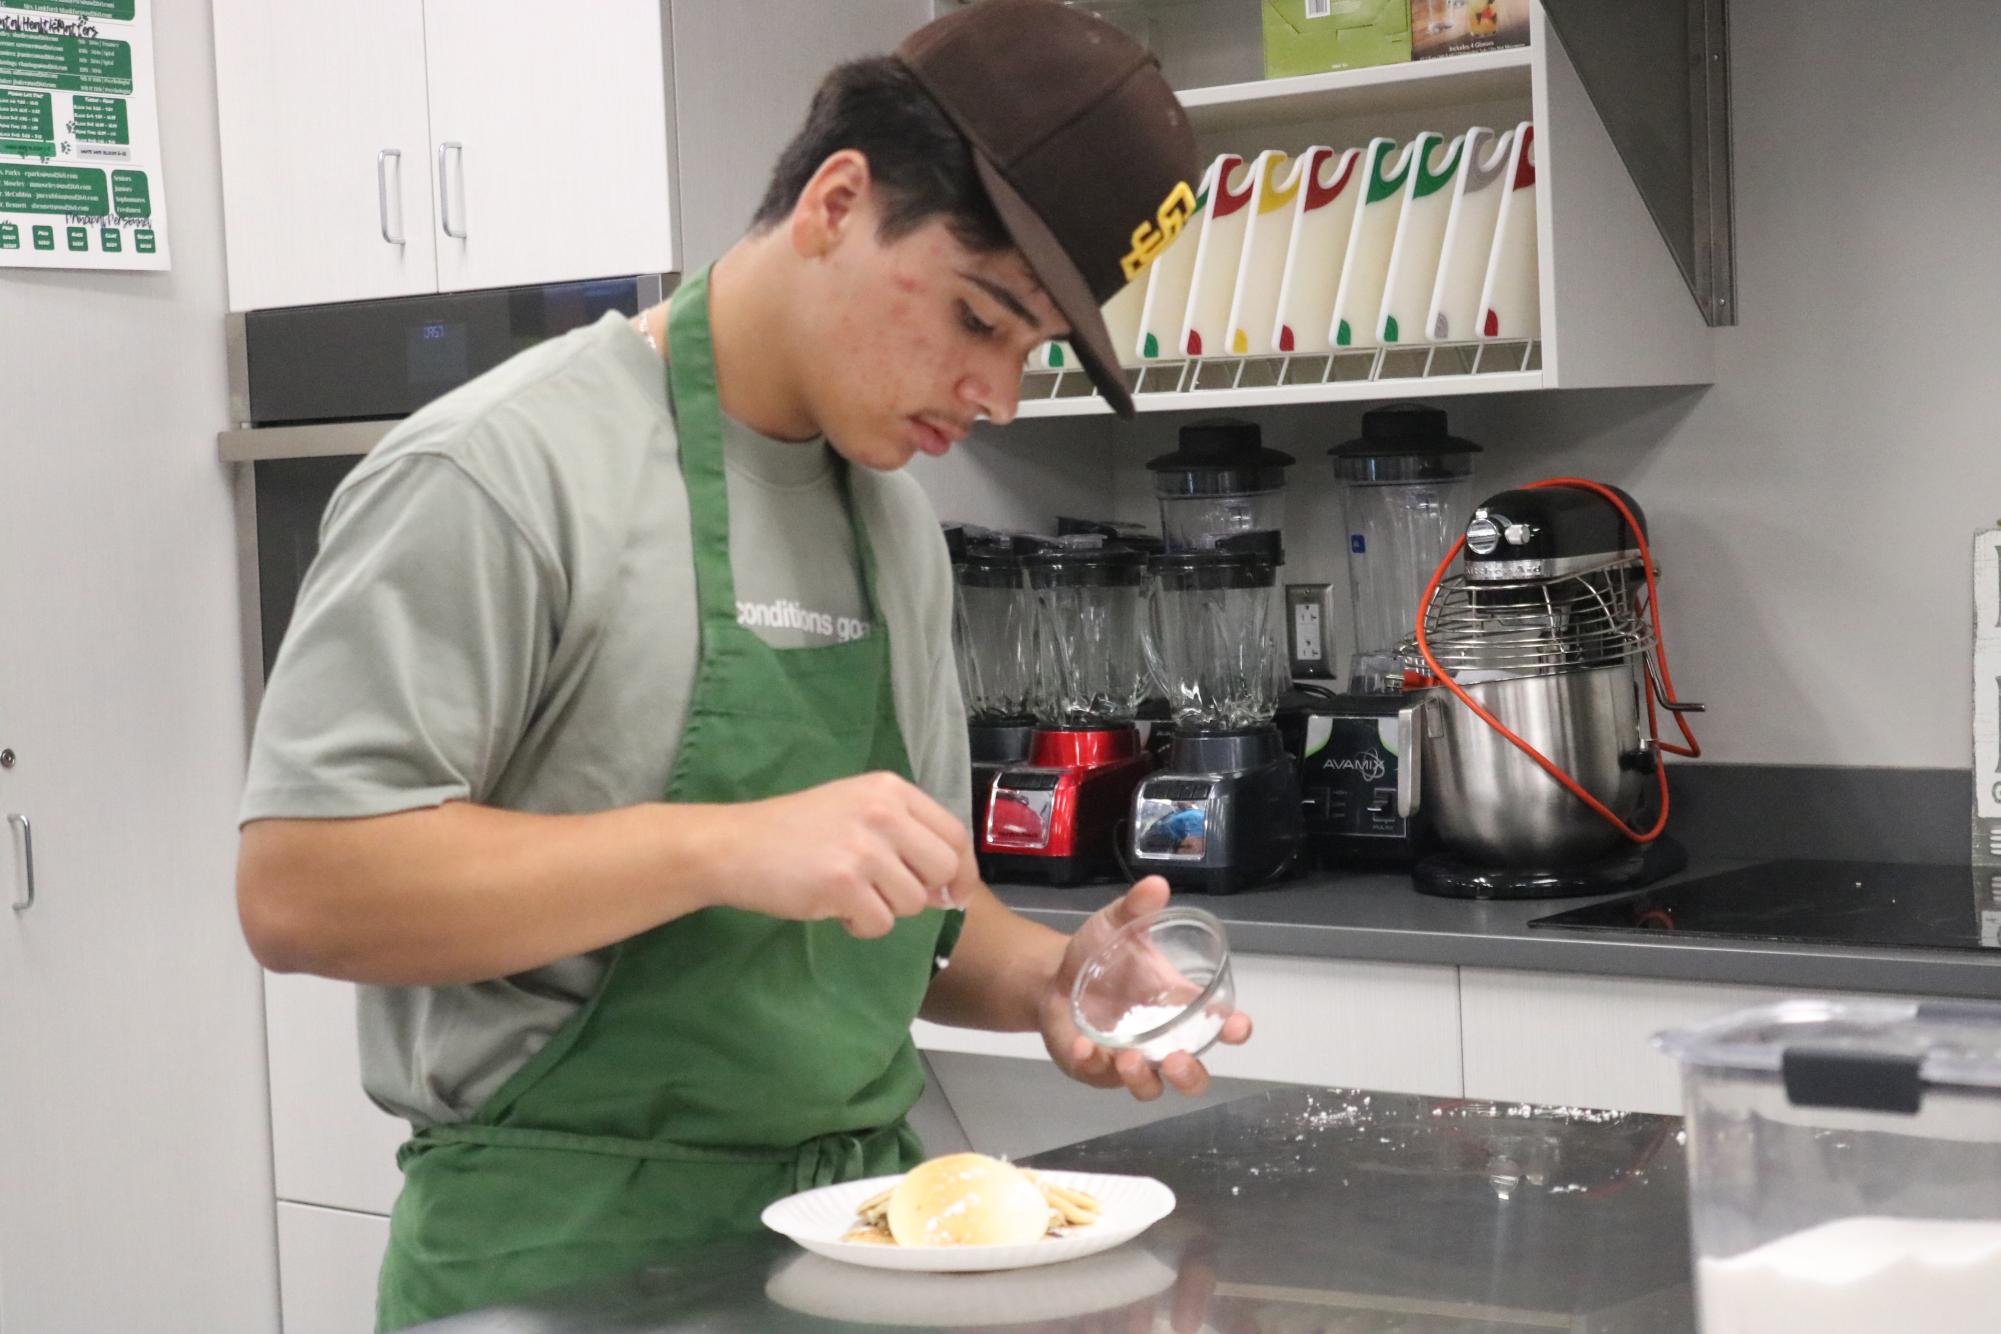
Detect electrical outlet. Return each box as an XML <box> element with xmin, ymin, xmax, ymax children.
<box><xmin>1285</xmin><ymin>583</ymin><xmax>1337</xmax><ymax>680</ymax></box>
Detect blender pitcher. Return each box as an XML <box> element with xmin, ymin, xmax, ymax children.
<box><xmin>1331</xmin><ymin>403</ymin><xmax>1480</xmax><ymax>694</ymax></box>
<box><xmin>1026</xmin><ymin>536</ymin><xmax>1151</xmax><ymax>726</ymax></box>
<box><xmin>1144</xmin><ymin>538</ymin><xmax>1281</xmax><ymax>729</ymax></box>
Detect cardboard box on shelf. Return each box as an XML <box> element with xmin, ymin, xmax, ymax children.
<box><xmin>1262</xmin><ymin>1</ymin><xmax>1412</xmax><ymax>80</ymax></box>
<box><xmin>1410</xmin><ymin>0</ymin><xmax>1530</xmax><ymax>59</ymax></box>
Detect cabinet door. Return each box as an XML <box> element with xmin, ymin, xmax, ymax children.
<box><xmin>1457</xmin><ymin>969</ymin><xmax>1930</xmax><ymax>1116</ymax></box>
<box><xmin>266</xmin><ymin>972</ymin><xmax>410</xmax><ymax>1216</ymax></box>
<box><xmin>914</xmin><ymin>953</ymin><xmax>1463</xmax><ymax>1097</ymax></box>
<box><xmin>0</xmin><ymin>302</ymin><xmax>279</xmax><ymax>1328</ymax></box>
<box><xmin>422</xmin><ymin>0</ymin><xmax>676</xmax><ymax>293</ymax></box>
<box><xmin>277</xmin><ymin>1203</ymin><xmax>392</xmax><ymax>1334</ymax></box>
<box><xmin>211</xmin><ymin>0</ymin><xmax>438</xmax><ymax>310</ymax></box>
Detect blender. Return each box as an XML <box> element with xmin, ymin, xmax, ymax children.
<box><xmin>1148</xmin><ymin>418</ymin><xmax>1296</xmax><ymax>706</ymax></box>
<box><xmin>1129</xmin><ymin>531</ymin><xmax>1303</xmax><ymax>893</ymax></box>
<box><xmin>946</xmin><ymin>527</ymin><xmax>1042</xmax><ymax>872</ymax></box>
<box><xmin>1283</xmin><ymin>403</ymin><xmax>1479</xmax><ymax>865</ymax></box>
<box><xmin>983</xmin><ymin>536</ymin><xmax>1158</xmax><ymax>886</ymax></box>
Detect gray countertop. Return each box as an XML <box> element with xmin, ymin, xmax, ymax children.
<box><xmin>412</xmin><ymin>1086</ymin><xmax>1695</xmax><ymax>1332</ymax></box>
<box><xmin>992</xmin><ymin>861</ymin><xmax>2001</xmax><ymax>1000</ymax></box>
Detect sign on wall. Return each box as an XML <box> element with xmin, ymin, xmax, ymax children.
<box><xmin>0</xmin><ymin>0</ymin><xmax>169</xmax><ymax>270</ymax></box>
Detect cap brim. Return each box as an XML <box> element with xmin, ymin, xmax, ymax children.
<box><xmin>974</xmin><ymin>155</ymin><xmax>1137</xmax><ymax>419</ymax></box>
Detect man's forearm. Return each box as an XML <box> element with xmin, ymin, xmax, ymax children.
<box><xmin>918</xmin><ymin>881</ymin><xmax>1067</xmax><ymax>1031</ymax></box>
<box><xmin>238</xmin><ymin>800</ymin><xmax>732</xmax><ymax>987</ymax></box>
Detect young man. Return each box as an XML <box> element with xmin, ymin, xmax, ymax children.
<box><xmin>235</xmin><ymin>1</ymin><xmax>1246</xmax><ymax>1327</ymax></box>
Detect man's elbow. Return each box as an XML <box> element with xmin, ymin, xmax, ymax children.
<box><xmin>236</xmin><ymin>825</ymin><xmax>333</xmax><ymax>976</ymax></box>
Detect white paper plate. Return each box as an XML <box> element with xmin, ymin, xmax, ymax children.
<box><xmin>764</xmin><ymin>1243</ymin><xmax>1177</xmax><ymax>1326</ymax></box>
<box><xmin>760</xmin><ymin>1168</ymin><xmax>1175</xmax><ymax>1272</ymax></box>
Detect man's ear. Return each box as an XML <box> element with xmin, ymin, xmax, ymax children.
<box><xmin>790</xmin><ymin>149</ymin><xmax>874</xmax><ymax>259</ymax></box>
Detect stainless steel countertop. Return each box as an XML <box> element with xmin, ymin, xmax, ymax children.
<box><xmin>993</xmin><ymin>861</ymin><xmax>2001</xmax><ymax>1000</ymax></box>
<box><xmin>412</xmin><ymin>1086</ymin><xmax>1694</xmax><ymax>1332</ymax></box>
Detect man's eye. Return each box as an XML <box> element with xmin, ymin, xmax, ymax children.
<box><xmin>958</xmin><ymin>302</ymin><xmax>998</xmax><ymax>339</ymax></box>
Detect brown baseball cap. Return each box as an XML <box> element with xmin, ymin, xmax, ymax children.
<box><xmin>896</xmin><ymin>0</ymin><xmax>1199</xmax><ymax>417</ymax></box>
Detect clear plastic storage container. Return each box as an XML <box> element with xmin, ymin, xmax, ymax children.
<box><xmin>1655</xmin><ymin>999</ymin><xmax>2001</xmax><ymax>1334</ymax></box>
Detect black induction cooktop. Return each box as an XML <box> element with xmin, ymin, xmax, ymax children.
<box><xmin>1528</xmin><ymin>859</ymin><xmax>2001</xmax><ymax>952</ymax></box>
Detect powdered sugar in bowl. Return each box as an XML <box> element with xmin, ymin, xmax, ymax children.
<box><xmin>1070</xmin><ymin>906</ymin><xmax>1234</xmax><ymax>1064</ymax></box>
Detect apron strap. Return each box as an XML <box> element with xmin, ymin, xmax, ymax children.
<box><xmin>415</xmin><ymin>1118</ymin><xmax>903</xmax><ymax>1194</ymax></box>
<box><xmin>667</xmin><ymin>266</ymin><xmax>888</xmax><ymax>634</ymax></box>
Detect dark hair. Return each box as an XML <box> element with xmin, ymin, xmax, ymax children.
<box><xmin>750</xmin><ymin>56</ymin><xmax>1012</xmax><ymax>254</ymax></box>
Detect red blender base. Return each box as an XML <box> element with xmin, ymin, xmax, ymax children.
<box><xmin>980</xmin><ymin>725</ymin><xmax>1157</xmax><ymax>886</ymax></box>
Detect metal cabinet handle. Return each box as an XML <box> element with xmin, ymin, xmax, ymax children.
<box><xmin>376</xmin><ymin>148</ymin><xmax>405</xmax><ymax>245</ymax></box>
<box><xmin>437</xmin><ymin>142</ymin><xmax>467</xmax><ymax>239</ymax></box>
<box><xmin>8</xmin><ymin>814</ymin><xmax>33</xmax><ymax>912</ymax></box>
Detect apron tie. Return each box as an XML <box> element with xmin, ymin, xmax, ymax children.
<box><xmin>792</xmin><ymin>1127</ymin><xmax>877</xmax><ymax>1193</ymax></box>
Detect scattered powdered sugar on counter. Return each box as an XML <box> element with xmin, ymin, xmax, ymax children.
<box><xmin>1697</xmin><ymin>1216</ymin><xmax>2001</xmax><ymax>1334</ymax></box>
<box><xmin>1108</xmin><ymin>1003</ymin><xmax>1225</xmax><ymax>1062</ymax></box>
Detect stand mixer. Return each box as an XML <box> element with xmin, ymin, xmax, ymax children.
<box><xmin>1129</xmin><ymin>530</ymin><xmax>1303</xmax><ymax>893</ymax></box>
<box><xmin>1399</xmin><ymin>480</ymin><xmax>1703</xmax><ymax>898</ymax></box>
<box><xmin>983</xmin><ymin>536</ymin><xmax>1157</xmax><ymax>886</ymax></box>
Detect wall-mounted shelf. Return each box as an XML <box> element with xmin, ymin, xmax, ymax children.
<box><xmin>1020</xmin><ymin>341</ymin><xmax>1541</xmax><ymax>418</ymax></box>
<box><xmin>1012</xmin><ymin>4</ymin><xmax>1712</xmax><ymax>420</ymax></box>
<box><xmin>1179</xmin><ymin>46</ymin><xmax>1534</xmax><ymax>134</ymax></box>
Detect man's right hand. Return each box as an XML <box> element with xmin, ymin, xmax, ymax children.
<box><xmin>708</xmin><ymin>771</ymin><xmax>976</xmax><ymax>938</ymax></box>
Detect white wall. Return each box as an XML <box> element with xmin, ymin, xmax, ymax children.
<box><xmin>1077</xmin><ymin>0</ymin><xmax>2001</xmax><ymax>771</ymax></box>
<box><xmin>0</xmin><ymin>2</ymin><xmax>280</xmax><ymax>1329</ymax></box>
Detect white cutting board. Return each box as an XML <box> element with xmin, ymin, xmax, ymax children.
<box><xmin>1100</xmin><ymin>273</ymin><xmax>1148</xmax><ymax>369</ymax></box>
<box><xmin>1270</xmin><ymin>145</ymin><xmax>1363</xmax><ymax>357</ymax></box>
<box><xmin>1377</xmin><ymin>131</ymin><xmax>1467</xmax><ymax>345</ymax></box>
<box><xmin>1425</xmin><ymin>126</ymin><xmax>1511</xmax><ymax>342</ymax></box>
<box><xmin>1134</xmin><ymin>153</ymin><xmax>1226</xmax><ymax>361</ymax></box>
<box><xmin>1477</xmin><ymin>121</ymin><xmax>1540</xmax><ymax>340</ymax></box>
<box><xmin>1028</xmin><ymin>340</ymin><xmax>1075</xmax><ymax>372</ymax></box>
<box><xmin>1224</xmin><ymin>151</ymin><xmax>1305</xmax><ymax>357</ymax></box>
<box><xmin>1177</xmin><ymin>152</ymin><xmax>1260</xmax><ymax>358</ymax></box>
<box><xmin>1328</xmin><ymin>136</ymin><xmax>1425</xmax><ymax>352</ymax></box>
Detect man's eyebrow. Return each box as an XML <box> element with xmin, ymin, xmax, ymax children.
<box><xmin>958</xmin><ymin>271</ymin><xmax>1051</xmax><ymax>332</ymax></box>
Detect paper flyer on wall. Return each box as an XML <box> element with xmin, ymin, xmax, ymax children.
<box><xmin>0</xmin><ymin>0</ymin><xmax>170</xmax><ymax>270</ymax></box>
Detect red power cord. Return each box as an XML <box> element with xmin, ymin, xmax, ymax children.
<box><xmin>1412</xmin><ymin>478</ymin><xmax>1701</xmax><ymax>844</ymax></box>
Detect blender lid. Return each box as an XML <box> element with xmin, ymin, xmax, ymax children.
<box><xmin>1330</xmin><ymin>403</ymin><xmax>1483</xmax><ymax>480</ymax></box>
<box><xmin>955</xmin><ymin>532</ymin><xmax>1049</xmax><ymax>587</ymax></box>
<box><xmin>1149</xmin><ymin>529</ymin><xmax>1284</xmax><ymax>583</ymax></box>
<box><xmin>1021</xmin><ymin>534</ymin><xmax>1149</xmax><ymax>586</ymax></box>
<box><xmin>1655</xmin><ymin>998</ymin><xmax>2001</xmax><ymax>1104</ymax></box>
<box><xmin>1147</xmin><ymin>418</ymin><xmax>1295</xmax><ymax>496</ymax></box>
<box><xmin>1462</xmin><ymin>484</ymin><xmax>1647</xmax><ymax>572</ymax></box>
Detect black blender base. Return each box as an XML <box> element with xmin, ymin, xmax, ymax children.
<box><xmin>979</xmin><ymin>852</ymin><xmax>1120</xmax><ymax>888</ymax></box>
<box><xmin>1412</xmin><ymin>837</ymin><xmax>1688</xmax><ymax>900</ymax></box>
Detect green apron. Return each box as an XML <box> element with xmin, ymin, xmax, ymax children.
<box><xmin>375</xmin><ymin>268</ymin><xmax>963</xmax><ymax>1331</ymax></box>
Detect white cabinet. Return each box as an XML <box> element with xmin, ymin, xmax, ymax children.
<box><xmin>212</xmin><ymin>0</ymin><xmax>676</xmax><ymax>311</ymax></box>
<box><xmin>266</xmin><ymin>972</ymin><xmax>408</xmax><ymax>1216</ymax></box>
<box><xmin>421</xmin><ymin>0</ymin><xmax>676</xmax><ymax>294</ymax></box>
<box><xmin>1</xmin><ymin>259</ymin><xmax>278</xmax><ymax>1328</ymax></box>
<box><xmin>914</xmin><ymin>952</ymin><xmax>1464</xmax><ymax>1097</ymax></box>
<box><xmin>211</xmin><ymin>0</ymin><xmax>439</xmax><ymax>310</ymax></box>
<box><xmin>1458</xmin><ymin>969</ymin><xmax>1932</xmax><ymax>1116</ymax></box>
<box><xmin>276</xmin><ymin>1203</ymin><xmax>394</xmax><ymax>1334</ymax></box>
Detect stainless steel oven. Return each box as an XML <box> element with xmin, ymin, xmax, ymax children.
<box><xmin>223</xmin><ymin>277</ymin><xmax>670</xmax><ymax>714</ymax></box>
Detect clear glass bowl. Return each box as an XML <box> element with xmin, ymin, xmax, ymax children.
<box><xmin>1070</xmin><ymin>906</ymin><xmax>1234</xmax><ymax>1064</ymax></box>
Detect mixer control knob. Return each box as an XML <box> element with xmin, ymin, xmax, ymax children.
<box><xmin>1503</xmin><ymin>521</ymin><xmax>1540</xmax><ymax>547</ymax></box>
<box><xmin>1466</xmin><ymin>515</ymin><xmax>1502</xmax><ymax>555</ymax></box>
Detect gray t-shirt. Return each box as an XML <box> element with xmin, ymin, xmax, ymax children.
<box><xmin>240</xmin><ymin>310</ymin><xmax>971</xmax><ymax>1129</ymax></box>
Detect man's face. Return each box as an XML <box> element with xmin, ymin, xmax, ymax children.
<box><xmin>798</xmin><ymin>206</ymin><xmax>1068</xmax><ymax>472</ymax></box>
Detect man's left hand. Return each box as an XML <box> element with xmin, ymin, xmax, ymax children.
<box><xmin>1038</xmin><ymin>876</ymin><xmax>1253</xmax><ymax>1101</ymax></box>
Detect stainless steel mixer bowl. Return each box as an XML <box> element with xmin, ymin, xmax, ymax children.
<box><xmin>1403</xmin><ymin>662</ymin><xmax>1650</xmax><ymax>868</ymax></box>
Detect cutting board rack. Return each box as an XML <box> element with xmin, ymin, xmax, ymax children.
<box><xmin>1014</xmin><ymin>7</ymin><xmax>1709</xmax><ymax>417</ymax></box>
